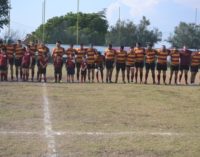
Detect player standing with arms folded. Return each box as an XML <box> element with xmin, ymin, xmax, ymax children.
<box><xmin>134</xmin><ymin>43</ymin><xmax>145</xmax><ymax>84</ymax></box>
<box><xmin>29</xmin><ymin>41</ymin><xmax>37</xmax><ymax>81</ymax></box>
<box><xmin>86</xmin><ymin>44</ymin><xmax>96</xmax><ymax>83</ymax></box>
<box><xmin>156</xmin><ymin>45</ymin><xmax>170</xmax><ymax>85</ymax></box>
<box><xmin>75</xmin><ymin>43</ymin><xmax>86</xmax><ymax>82</ymax></box>
<box><xmin>169</xmin><ymin>47</ymin><xmax>180</xmax><ymax>85</ymax></box>
<box><xmin>66</xmin><ymin>54</ymin><xmax>75</xmax><ymax>83</ymax></box>
<box><xmin>0</xmin><ymin>47</ymin><xmax>8</xmax><ymax>81</ymax></box>
<box><xmin>179</xmin><ymin>46</ymin><xmax>192</xmax><ymax>85</ymax></box>
<box><xmin>126</xmin><ymin>46</ymin><xmax>135</xmax><ymax>83</ymax></box>
<box><xmin>144</xmin><ymin>44</ymin><xmax>157</xmax><ymax>84</ymax></box>
<box><xmin>37</xmin><ymin>43</ymin><xmax>49</xmax><ymax>81</ymax></box>
<box><xmin>21</xmin><ymin>45</ymin><xmax>32</xmax><ymax>81</ymax></box>
<box><xmin>52</xmin><ymin>41</ymin><xmax>65</xmax><ymax>83</ymax></box>
<box><xmin>15</xmin><ymin>40</ymin><xmax>25</xmax><ymax>81</ymax></box>
<box><xmin>115</xmin><ymin>45</ymin><xmax>127</xmax><ymax>83</ymax></box>
<box><xmin>190</xmin><ymin>51</ymin><xmax>200</xmax><ymax>84</ymax></box>
<box><xmin>5</xmin><ymin>39</ymin><xmax>15</xmax><ymax>81</ymax></box>
<box><xmin>95</xmin><ymin>51</ymin><xmax>105</xmax><ymax>83</ymax></box>
<box><xmin>104</xmin><ymin>44</ymin><xmax>116</xmax><ymax>83</ymax></box>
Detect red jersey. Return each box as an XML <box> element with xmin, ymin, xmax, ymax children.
<box><xmin>39</xmin><ymin>56</ymin><xmax>48</xmax><ymax>68</ymax></box>
<box><xmin>22</xmin><ymin>51</ymin><xmax>31</xmax><ymax>66</ymax></box>
<box><xmin>54</xmin><ymin>56</ymin><xmax>62</xmax><ymax>68</ymax></box>
<box><xmin>81</xmin><ymin>61</ymin><xmax>87</xmax><ymax>71</ymax></box>
<box><xmin>66</xmin><ymin>58</ymin><xmax>75</xmax><ymax>69</ymax></box>
<box><xmin>180</xmin><ymin>50</ymin><xmax>192</xmax><ymax>66</ymax></box>
<box><xmin>0</xmin><ymin>53</ymin><xmax>8</xmax><ymax>66</ymax></box>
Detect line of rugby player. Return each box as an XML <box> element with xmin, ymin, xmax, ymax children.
<box><xmin>0</xmin><ymin>39</ymin><xmax>200</xmax><ymax>85</ymax></box>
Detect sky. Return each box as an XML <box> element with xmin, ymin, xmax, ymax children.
<box><xmin>0</xmin><ymin>0</ymin><xmax>200</xmax><ymax>47</ymax></box>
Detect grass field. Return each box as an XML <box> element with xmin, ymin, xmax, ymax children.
<box><xmin>0</xmin><ymin>65</ymin><xmax>200</xmax><ymax>157</ymax></box>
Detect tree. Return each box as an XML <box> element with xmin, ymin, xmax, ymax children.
<box><xmin>168</xmin><ymin>22</ymin><xmax>200</xmax><ymax>49</ymax></box>
<box><xmin>106</xmin><ymin>16</ymin><xmax>162</xmax><ymax>47</ymax></box>
<box><xmin>30</xmin><ymin>11</ymin><xmax>108</xmax><ymax>45</ymax></box>
<box><xmin>0</xmin><ymin>0</ymin><xmax>10</xmax><ymax>29</ymax></box>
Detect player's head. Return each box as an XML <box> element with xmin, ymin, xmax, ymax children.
<box><xmin>56</xmin><ymin>40</ymin><xmax>61</xmax><ymax>47</ymax></box>
<box><xmin>120</xmin><ymin>45</ymin><xmax>124</xmax><ymax>51</ymax></box>
<box><xmin>40</xmin><ymin>42</ymin><xmax>45</xmax><ymax>47</ymax></box>
<box><xmin>108</xmin><ymin>43</ymin><xmax>112</xmax><ymax>49</ymax></box>
<box><xmin>162</xmin><ymin>45</ymin><xmax>166</xmax><ymax>51</ymax></box>
<box><xmin>17</xmin><ymin>40</ymin><xmax>22</xmax><ymax>45</ymax></box>
<box><xmin>0</xmin><ymin>39</ymin><xmax>3</xmax><ymax>45</ymax></box>
<box><xmin>147</xmin><ymin>43</ymin><xmax>152</xmax><ymax>49</ymax></box>
<box><xmin>70</xmin><ymin>44</ymin><xmax>74</xmax><ymax>48</ymax></box>
<box><xmin>6</xmin><ymin>38</ymin><xmax>13</xmax><ymax>44</ymax></box>
<box><xmin>1</xmin><ymin>47</ymin><xmax>6</xmax><ymax>54</ymax></box>
<box><xmin>90</xmin><ymin>43</ymin><xmax>93</xmax><ymax>48</ymax></box>
<box><xmin>80</xmin><ymin>43</ymin><xmax>84</xmax><ymax>49</ymax></box>
<box><xmin>183</xmin><ymin>45</ymin><xmax>187</xmax><ymax>50</ymax></box>
<box><xmin>173</xmin><ymin>46</ymin><xmax>178</xmax><ymax>51</ymax></box>
<box><xmin>29</xmin><ymin>41</ymin><xmax>34</xmax><ymax>46</ymax></box>
<box><xmin>26</xmin><ymin>45</ymin><xmax>31</xmax><ymax>51</ymax></box>
<box><xmin>136</xmin><ymin>42</ymin><xmax>141</xmax><ymax>48</ymax></box>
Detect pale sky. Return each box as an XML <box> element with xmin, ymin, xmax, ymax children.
<box><xmin>0</xmin><ymin>0</ymin><xmax>200</xmax><ymax>46</ymax></box>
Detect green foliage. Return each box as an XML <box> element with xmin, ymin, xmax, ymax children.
<box><xmin>106</xmin><ymin>16</ymin><xmax>162</xmax><ymax>47</ymax></box>
<box><xmin>31</xmin><ymin>11</ymin><xmax>108</xmax><ymax>45</ymax></box>
<box><xmin>0</xmin><ymin>0</ymin><xmax>10</xmax><ymax>29</ymax></box>
<box><xmin>168</xmin><ymin>22</ymin><xmax>200</xmax><ymax>49</ymax></box>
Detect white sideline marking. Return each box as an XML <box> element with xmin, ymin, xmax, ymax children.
<box><xmin>1</xmin><ymin>130</ymin><xmax>198</xmax><ymax>137</ymax></box>
<box><xmin>0</xmin><ymin>131</ymin><xmax>42</xmax><ymax>135</ymax></box>
<box><xmin>42</xmin><ymin>84</ymin><xmax>57</xmax><ymax>157</ymax></box>
<box><xmin>0</xmin><ymin>131</ymin><xmax>183</xmax><ymax>137</ymax></box>
<box><xmin>54</xmin><ymin>131</ymin><xmax>183</xmax><ymax>136</ymax></box>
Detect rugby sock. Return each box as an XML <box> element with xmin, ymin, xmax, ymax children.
<box><xmin>185</xmin><ymin>74</ymin><xmax>188</xmax><ymax>84</ymax></box>
<box><xmin>59</xmin><ymin>74</ymin><xmax>61</xmax><ymax>82</ymax></box>
<box><xmin>163</xmin><ymin>75</ymin><xmax>166</xmax><ymax>84</ymax></box>
<box><xmin>157</xmin><ymin>74</ymin><xmax>160</xmax><ymax>84</ymax></box>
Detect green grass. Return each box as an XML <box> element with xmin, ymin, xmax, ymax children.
<box><xmin>47</xmin><ymin>84</ymin><xmax>200</xmax><ymax>134</ymax></box>
<box><xmin>56</xmin><ymin>135</ymin><xmax>200</xmax><ymax>157</ymax></box>
<box><xmin>0</xmin><ymin>84</ymin><xmax>44</xmax><ymax>131</ymax></box>
<box><xmin>0</xmin><ymin>135</ymin><xmax>47</xmax><ymax>157</ymax></box>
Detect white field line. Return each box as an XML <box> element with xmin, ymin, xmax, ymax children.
<box><xmin>0</xmin><ymin>131</ymin><xmax>42</xmax><ymax>135</ymax></box>
<box><xmin>54</xmin><ymin>131</ymin><xmax>184</xmax><ymax>136</ymax></box>
<box><xmin>42</xmin><ymin>83</ymin><xmax>57</xmax><ymax>157</ymax></box>
<box><xmin>0</xmin><ymin>131</ymin><xmax>190</xmax><ymax>137</ymax></box>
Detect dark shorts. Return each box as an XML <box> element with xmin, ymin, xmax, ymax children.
<box><xmin>39</xmin><ymin>68</ymin><xmax>46</xmax><ymax>74</ymax></box>
<box><xmin>15</xmin><ymin>58</ymin><xmax>22</xmax><ymax>67</ymax></box>
<box><xmin>54</xmin><ymin>67</ymin><xmax>62</xmax><ymax>74</ymax></box>
<box><xmin>87</xmin><ymin>64</ymin><xmax>95</xmax><ymax>70</ymax></box>
<box><xmin>8</xmin><ymin>58</ymin><xmax>14</xmax><ymax>65</ymax></box>
<box><xmin>81</xmin><ymin>70</ymin><xmax>87</xmax><ymax>76</ymax></box>
<box><xmin>105</xmin><ymin>60</ymin><xmax>114</xmax><ymax>69</ymax></box>
<box><xmin>135</xmin><ymin>62</ymin><xmax>144</xmax><ymax>68</ymax></box>
<box><xmin>145</xmin><ymin>62</ymin><xmax>155</xmax><ymax>71</ymax></box>
<box><xmin>191</xmin><ymin>66</ymin><xmax>199</xmax><ymax>73</ymax></box>
<box><xmin>0</xmin><ymin>65</ymin><xmax>7</xmax><ymax>71</ymax></box>
<box><xmin>32</xmin><ymin>58</ymin><xmax>36</xmax><ymax>67</ymax></box>
<box><xmin>157</xmin><ymin>63</ymin><xmax>167</xmax><ymax>71</ymax></box>
<box><xmin>180</xmin><ymin>65</ymin><xmax>189</xmax><ymax>71</ymax></box>
<box><xmin>171</xmin><ymin>65</ymin><xmax>179</xmax><ymax>71</ymax></box>
<box><xmin>22</xmin><ymin>64</ymin><xmax>29</xmax><ymax>69</ymax></box>
<box><xmin>67</xmin><ymin>67</ymin><xmax>75</xmax><ymax>75</ymax></box>
<box><xmin>126</xmin><ymin>64</ymin><xmax>135</xmax><ymax>68</ymax></box>
<box><xmin>37</xmin><ymin>61</ymin><xmax>40</xmax><ymax>67</ymax></box>
<box><xmin>95</xmin><ymin>64</ymin><xmax>104</xmax><ymax>71</ymax></box>
<box><xmin>76</xmin><ymin>62</ymin><xmax>81</xmax><ymax>69</ymax></box>
<box><xmin>116</xmin><ymin>63</ymin><xmax>126</xmax><ymax>71</ymax></box>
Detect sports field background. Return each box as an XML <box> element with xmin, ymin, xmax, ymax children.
<box><xmin>0</xmin><ymin>66</ymin><xmax>200</xmax><ymax>157</ymax></box>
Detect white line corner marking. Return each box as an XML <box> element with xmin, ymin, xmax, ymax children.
<box><xmin>43</xmin><ymin>84</ymin><xmax>57</xmax><ymax>157</ymax></box>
